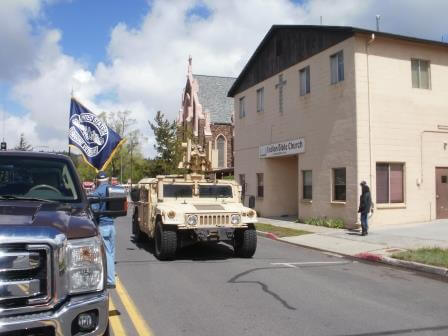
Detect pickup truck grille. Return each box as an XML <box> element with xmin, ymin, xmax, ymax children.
<box><xmin>0</xmin><ymin>244</ymin><xmax>51</xmax><ymax>311</ymax></box>
<box><xmin>198</xmin><ymin>214</ymin><xmax>231</xmax><ymax>226</ymax></box>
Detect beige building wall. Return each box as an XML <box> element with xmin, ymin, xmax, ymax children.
<box><xmin>354</xmin><ymin>34</ymin><xmax>448</xmax><ymax>225</ymax></box>
<box><xmin>235</xmin><ymin>37</ymin><xmax>359</xmax><ymax>225</ymax></box>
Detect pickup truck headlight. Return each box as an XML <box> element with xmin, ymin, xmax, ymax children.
<box><xmin>67</xmin><ymin>236</ymin><xmax>104</xmax><ymax>294</ymax></box>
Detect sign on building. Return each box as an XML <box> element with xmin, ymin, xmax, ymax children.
<box><xmin>259</xmin><ymin>138</ymin><xmax>305</xmax><ymax>158</ymax></box>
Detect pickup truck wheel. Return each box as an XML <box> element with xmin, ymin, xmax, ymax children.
<box><xmin>234</xmin><ymin>225</ymin><xmax>257</xmax><ymax>258</ymax></box>
<box><xmin>132</xmin><ymin>211</ymin><xmax>146</xmax><ymax>242</ymax></box>
<box><xmin>154</xmin><ymin>222</ymin><xmax>177</xmax><ymax>260</ymax></box>
<box><xmin>103</xmin><ymin>322</ymin><xmax>110</xmax><ymax>336</ymax></box>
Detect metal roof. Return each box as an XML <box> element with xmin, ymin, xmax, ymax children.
<box><xmin>228</xmin><ymin>25</ymin><xmax>448</xmax><ymax>97</ymax></box>
<box><xmin>194</xmin><ymin>74</ymin><xmax>236</xmax><ymax>124</ymax></box>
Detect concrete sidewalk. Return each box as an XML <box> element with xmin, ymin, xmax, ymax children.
<box><xmin>258</xmin><ymin>217</ymin><xmax>448</xmax><ymax>278</ymax></box>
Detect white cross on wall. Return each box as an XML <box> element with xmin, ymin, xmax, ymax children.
<box><xmin>275</xmin><ymin>74</ymin><xmax>287</xmax><ymax>114</ymax></box>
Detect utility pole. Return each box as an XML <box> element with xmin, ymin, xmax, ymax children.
<box><xmin>120</xmin><ymin>118</ymin><xmax>125</xmax><ymax>183</ymax></box>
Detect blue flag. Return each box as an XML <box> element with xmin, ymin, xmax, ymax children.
<box><xmin>69</xmin><ymin>98</ymin><xmax>124</xmax><ymax>171</ymax></box>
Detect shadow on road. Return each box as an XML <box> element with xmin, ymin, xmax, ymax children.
<box><xmin>130</xmin><ymin>234</ymin><xmax>236</xmax><ymax>261</ymax></box>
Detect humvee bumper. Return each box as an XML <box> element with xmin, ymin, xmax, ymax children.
<box><xmin>194</xmin><ymin>228</ymin><xmax>235</xmax><ymax>242</ymax></box>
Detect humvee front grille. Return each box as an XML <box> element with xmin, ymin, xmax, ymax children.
<box><xmin>198</xmin><ymin>214</ymin><xmax>231</xmax><ymax>226</ymax></box>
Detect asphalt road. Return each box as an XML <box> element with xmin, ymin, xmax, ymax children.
<box><xmin>109</xmin><ymin>213</ymin><xmax>448</xmax><ymax>336</ymax></box>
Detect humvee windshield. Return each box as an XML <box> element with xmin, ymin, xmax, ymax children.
<box><xmin>199</xmin><ymin>185</ymin><xmax>233</xmax><ymax>198</ymax></box>
<box><xmin>0</xmin><ymin>156</ymin><xmax>80</xmax><ymax>202</ymax></box>
<box><xmin>163</xmin><ymin>184</ymin><xmax>193</xmax><ymax>198</ymax></box>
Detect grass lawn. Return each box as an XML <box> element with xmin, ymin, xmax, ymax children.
<box><xmin>255</xmin><ymin>223</ymin><xmax>311</xmax><ymax>237</ymax></box>
<box><xmin>392</xmin><ymin>247</ymin><xmax>448</xmax><ymax>268</ymax></box>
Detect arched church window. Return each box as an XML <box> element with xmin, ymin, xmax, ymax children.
<box><xmin>217</xmin><ymin>135</ymin><xmax>226</xmax><ymax>168</ymax></box>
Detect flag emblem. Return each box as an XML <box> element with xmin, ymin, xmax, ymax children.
<box><xmin>69</xmin><ymin>98</ymin><xmax>124</xmax><ymax>171</ymax></box>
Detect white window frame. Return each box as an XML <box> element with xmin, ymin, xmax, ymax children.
<box><xmin>239</xmin><ymin>96</ymin><xmax>246</xmax><ymax>118</ymax></box>
<box><xmin>332</xmin><ymin>167</ymin><xmax>346</xmax><ymax>202</ymax></box>
<box><xmin>411</xmin><ymin>59</ymin><xmax>431</xmax><ymax>89</ymax></box>
<box><xmin>376</xmin><ymin>162</ymin><xmax>405</xmax><ymax>204</ymax></box>
<box><xmin>216</xmin><ymin>134</ymin><xmax>227</xmax><ymax>169</ymax></box>
<box><xmin>330</xmin><ymin>51</ymin><xmax>344</xmax><ymax>84</ymax></box>
<box><xmin>299</xmin><ymin>66</ymin><xmax>310</xmax><ymax>96</ymax></box>
<box><xmin>256</xmin><ymin>87</ymin><xmax>264</xmax><ymax>113</ymax></box>
<box><xmin>302</xmin><ymin>170</ymin><xmax>312</xmax><ymax>200</ymax></box>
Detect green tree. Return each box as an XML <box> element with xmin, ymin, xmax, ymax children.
<box><xmin>148</xmin><ymin>111</ymin><xmax>182</xmax><ymax>175</ymax></box>
<box><xmin>15</xmin><ymin>133</ymin><xmax>32</xmax><ymax>151</ymax></box>
<box><xmin>98</xmin><ymin>110</ymin><xmax>145</xmax><ymax>183</ymax></box>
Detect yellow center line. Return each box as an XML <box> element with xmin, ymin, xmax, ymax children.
<box><xmin>115</xmin><ymin>277</ymin><xmax>155</xmax><ymax>336</ymax></box>
<box><xmin>109</xmin><ymin>297</ymin><xmax>127</xmax><ymax>336</ymax></box>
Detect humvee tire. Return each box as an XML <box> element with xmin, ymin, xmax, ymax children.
<box><xmin>154</xmin><ymin>221</ymin><xmax>177</xmax><ymax>260</ymax></box>
<box><xmin>132</xmin><ymin>209</ymin><xmax>146</xmax><ymax>242</ymax></box>
<box><xmin>234</xmin><ymin>224</ymin><xmax>257</xmax><ymax>258</ymax></box>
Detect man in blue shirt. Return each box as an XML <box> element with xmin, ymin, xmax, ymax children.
<box><xmin>91</xmin><ymin>171</ymin><xmax>116</xmax><ymax>289</ymax></box>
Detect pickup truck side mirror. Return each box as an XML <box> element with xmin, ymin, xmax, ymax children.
<box><xmin>89</xmin><ymin>186</ymin><xmax>128</xmax><ymax>218</ymax></box>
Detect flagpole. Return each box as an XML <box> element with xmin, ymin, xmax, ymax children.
<box><xmin>69</xmin><ymin>89</ymin><xmax>73</xmax><ymax>157</ymax></box>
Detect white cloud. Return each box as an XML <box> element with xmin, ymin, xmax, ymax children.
<box><xmin>1</xmin><ymin>0</ymin><xmax>448</xmax><ymax>157</ymax></box>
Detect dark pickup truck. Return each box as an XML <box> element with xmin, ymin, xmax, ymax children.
<box><xmin>0</xmin><ymin>151</ymin><xmax>127</xmax><ymax>336</ymax></box>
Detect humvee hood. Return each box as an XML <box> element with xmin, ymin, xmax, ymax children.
<box><xmin>0</xmin><ymin>201</ymin><xmax>97</xmax><ymax>239</ymax></box>
<box><xmin>159</xmin><ymin>202</ymin><xmax>249</xmax><ymax>213</ymax></box>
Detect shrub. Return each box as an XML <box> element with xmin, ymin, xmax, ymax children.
<box><xmin>296</xmin><ymin>216</ymin><xmax>345</xmax><ymax>229</ymax></box>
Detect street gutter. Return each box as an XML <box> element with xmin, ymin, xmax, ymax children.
<box><xmin>256</xmin><ymin>230</ymin><xmax>448</xmax><ymax>280</ymax></box>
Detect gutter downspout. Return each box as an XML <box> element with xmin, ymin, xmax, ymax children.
<box><xmin>366</xmin><ymin>33</ymin><xmax>375</xmax><ymax>188</ymax></box>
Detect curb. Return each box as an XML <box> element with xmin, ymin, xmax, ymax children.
<box><xmin>257</xmin><ymin>230</ymin><xmax>448</xmax><ymax>279</ymax></box>
<box><xmin>355</xmin><ymin>252</ymin><xmax>448</xmax><ymax>278</ymax></box>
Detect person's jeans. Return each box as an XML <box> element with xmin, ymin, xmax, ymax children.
<box><xmin>99</xmin><ymin>223</ymin><xmax>116</xmax><ymax>285</ymax></box>
<box><xmin>360</xmin><ymin>212</ymin><xmax>368</xmax><ymax>233</ymax></box>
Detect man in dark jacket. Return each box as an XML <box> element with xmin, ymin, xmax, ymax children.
<box><xmin>358</xmin><ymin>181</ymin><xmax>372</xmax><ymax>236</ymax></box>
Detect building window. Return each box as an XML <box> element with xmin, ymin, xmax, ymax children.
<box><xmin>303</xmin><ymin>170</ymin><xmax>312</xmax><ymax>200</ymax></box>
<box><xmin>333</xmin><ymin>168</ymin><xmax>346</xmax><ymax>201</ymax></box>
<box><xmin>330</xmin><ymin>51</ymin><xmax>344</xmax><ymax>84</ymax></box>
<box><xmin>256</xmin><ymin>87</ymin><xmax>264</xmax><ymax>112</ymax></box>
<box><xmin>239</xmin><ymin>174</ymin><xmax>246</xmax><ymax>201</ymax></box>
<box><xmin>376</xmin><ymin>163</ymin><xmax>404</xmax><ymax>204</ymax></box>
<box><xmin>217</xmin><ymin>135</ymin><xmax>226</xmax><ymax>168</ymax></box>
<box><xmin>299</xmin><ymin>66</ymin><xmax>310</xmax><ymax>96</ymax></box>
<box><xmin>257</xmin><ymin>173</ymin><xmax>264</xmax><ymax>198</ymax></box>
<box><xmin>411</xmin><ymin>59</ymin><xmax>431</xmax><ymax>89</ymax></box>
<box><xmin>239</xmin><ymin>96</ymin><xmax>246</xmax><ymax>118</ymax></box>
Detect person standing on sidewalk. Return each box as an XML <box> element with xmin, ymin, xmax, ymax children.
<box><xmin>358</xmin><ymin>181</ymin><xmax>372</xmax><ymax>236</ymax></box>
<box><xmin>91</xmin><ymin>171</ymin><xmax>116</xmax><ymax>289</ymax></box>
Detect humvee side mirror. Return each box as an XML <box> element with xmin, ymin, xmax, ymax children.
<box><xmin>130</xmin><ymin>187</ymin><xmax>140</xmax><ymax>202</ymax></box>
<box><xmin>89</xmin><ymin>186</ymin><xmax>128</xmax><ymax>218</ymax></box>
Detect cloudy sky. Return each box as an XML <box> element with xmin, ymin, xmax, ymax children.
<box><xmin>1</xmin><ymin>0</ymin><xmax>447</xmax><ymax>156</ymax></box>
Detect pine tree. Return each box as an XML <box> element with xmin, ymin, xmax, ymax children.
<box><xmin>15</xmin><ymin>133</ymin><xmax>32</xmax><ymax>151</ymax></box>
<box><xmin>148</xmin><ymin>111</ymin><xmax>182</xmax><ymax>175</ymax></box>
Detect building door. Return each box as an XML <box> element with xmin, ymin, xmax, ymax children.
<box><xmin>436</xmin><ymin>168</ymin><xmax>448</xmax><ymax>219</ymax></box>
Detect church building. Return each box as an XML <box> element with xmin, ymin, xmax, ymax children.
<box><xmin>177</xmin><ymin>57</ymin><xmax>236</xmax><ymax>175</ymax></box>
<box><xmin>229</xmin><ymin>25</ymin><xmax>448</xmax><ymax>227</ymax></box>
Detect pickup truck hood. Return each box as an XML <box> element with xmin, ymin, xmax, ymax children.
<box><xmin>0</xmin><ymin>201</ymin><xmax>97</xmax><ymax>240</ymax></box>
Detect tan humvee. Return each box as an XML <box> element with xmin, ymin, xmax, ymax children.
<box><xmin>131</xmin><ymin>140</ymin><xmax>257</xmax><ymax>260</ymax></box>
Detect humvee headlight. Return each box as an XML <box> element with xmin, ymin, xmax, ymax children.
<box><xmin>231</xmin><ymin>214</ymin><xmax>241</xmax><ymax>225</ymax></box>
<box><xmin>187</xmin><ymin>215</ymin><xmax>198</xmax><ymax>226</ymax></box>
<box><xmin>168</xmin><ymin>210</ymin><xmax>176</xmax><ymax>219</ymax></box>
<box><xmin>247</xmin><ymin>210</ymin><xmax>256</xmax><ymax>218</ymax></box>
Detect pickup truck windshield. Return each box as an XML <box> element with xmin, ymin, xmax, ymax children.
<box><xmin>199</xmin><ymin>185</ymin><xmax>233</xmax><ymax>198</ymax></box>
<box><xmin>0</xmin><ymin>156</ymin><xmax>80</xmax><ymax>202</ymax></box>
<box><xmin>163</xmin><ymin>184</ymin><xmax>193</xmax><ymax>198</ymax></box>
